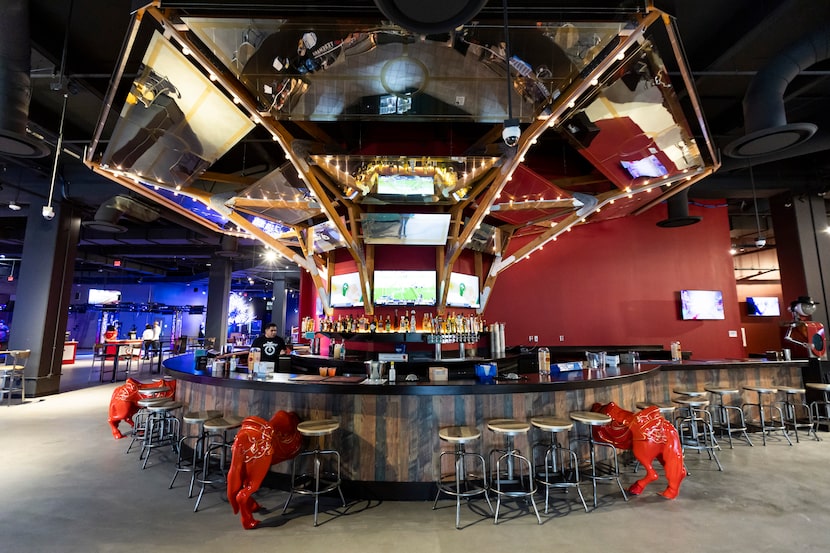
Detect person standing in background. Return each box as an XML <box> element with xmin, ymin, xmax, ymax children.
<box><xmin>142</xmin><ymin>324</ymin><xmax>155</xmax><ymax>359</ymax></box>
<box><xmin>152</xmin><ymin>321</ymin><xmax>161</xmax><ymax>355</ymax></box>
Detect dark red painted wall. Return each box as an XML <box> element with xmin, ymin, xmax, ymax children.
<box><xmin>300</xmin><ymin>201</ymin><xmax>762</xmax><ymax>359</ymax></box>
<box><xmin>483</xmin><ymin>201</ymin><xmax>746</xmax><ymax>358</ymax></box>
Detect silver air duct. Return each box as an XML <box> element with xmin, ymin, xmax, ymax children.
<box><xmin>82</xmin><ymin>195</ymin><xmax>160</xmax><ymax>233</ymax></box>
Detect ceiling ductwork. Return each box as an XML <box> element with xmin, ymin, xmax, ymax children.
<box><xmin>82</xmin><ymin>195</ymin><xmax>160</xmax><ymax>233</ymax></box>
<box><xmin>373</xmin><ymin>0</ymin><xmax>487</xmax><ymax>35</ymax></box>
<box><xmin>724</xmin><ymin>26</ymin><xmax>830</xmax><ymax>159</ymax></box>
<box><xmin>657</xmin><ymin>188</ymin><xmax>701</xmax><ymax>228</ymax></box>
<box><xmin>0</xmin><ymin>1</ymin><xmax>49</xmax><ymax>158</ymax></box>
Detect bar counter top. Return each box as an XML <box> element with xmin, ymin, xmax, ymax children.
<box><xmin>163</xmin><ymin>352</ymin><xmax>661</xmax><ymax>395</ymax></box>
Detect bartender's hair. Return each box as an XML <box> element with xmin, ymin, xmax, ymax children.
<box><xmin>265</xmin><ymin>323</ymin><xmax>278</xmax><ymax>331</ymax></box>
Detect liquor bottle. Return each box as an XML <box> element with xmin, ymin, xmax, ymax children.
<box><xmin>410</xmin><ymin>310</ymin><xmax>417</xmax><ymax>332</ymax></box>
<box><xmin>385</xmin><ymin>315</ymin><xmax>392</xmax><ymax>332</ymax></box>
<box><xmin>369</xmin><ymin>316</ymin><xmax>377</xmax><ymax>333</ymax></box>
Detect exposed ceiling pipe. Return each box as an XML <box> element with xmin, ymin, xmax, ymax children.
<box><xmin>724</xmin><ymin>25</ymin><xmax>830</xmax><ymax>159</ymax></box>
<box><xmin>82</xmin><ymin>195</ymin><xmax>160</xmax><ymax>233</ymax></box>
<box><xmin>0</xmin><ymin>0</ymin><xmax>49</xmax><ymax>158</ymax></box>
<box><xmin>656</xmin><ymin>188</ymin><xmax>701</xmax><ymax>227</ymax></box>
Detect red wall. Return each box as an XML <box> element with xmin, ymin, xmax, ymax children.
<box><xmin>735</xmin><ymin>282</ymin><xmax>786</xmax><ymax>355</ymax></box>
<box><xmin>483</xmin><ymin>201</ymin><xmax>746</xmax><ymax>359</ymax></box>
<box><xmin>300</xmin><ymin>201</ymin><xmax>758</xmax><ymax>359</ymax></box>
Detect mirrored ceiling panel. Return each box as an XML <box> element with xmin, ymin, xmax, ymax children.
<box><xmin>184</xmin><ymin>17</ymin><xmax>629</xmax><ymax>123</ymax></box>
<box><xmin>102</xmin><ymin>31</ymin><xmax>255</xmax><ymax>188</ymax></box>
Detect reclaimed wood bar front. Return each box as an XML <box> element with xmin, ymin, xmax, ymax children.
<box><xmin>164</xmin><ymin>354</ymin><xmax>806</xmax><ymax>498</ymax></box>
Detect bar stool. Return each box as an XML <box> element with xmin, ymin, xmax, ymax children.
<box><xmin>282</xmin><ymin>418</ymin><xmax>346</xmax><ymax>526</ymax></box>
<box><xmin>805</xmin><ymin>383</ymin><xmax>830</xmax><ymax>433</ymax></box>
<box><xmin>0</xmin><ymin>350</ymin><xmax>29</xmax><ymax>406</ymax></box>
<box><xmin>776</xmin><ymin>386</ymin><xmax>817</xmax><ymax>442</ymax></box>
<box><xmin>530</xmin><ymin>416</ymin><xmax>587</xmax><ymax>514</ymax></box>
<box><xmin>672</xmin><ymin>395</ymin><xmax>723</xmax><ymax>471</ymax></box>
<box><xmin>704</xmin><ymin>386</ymin><xmax>753</xmax><ymax>448</ymax></box>
<box><xmin>126</xmin><ymin>396</ymin><xmax>172</xmax><ymax>455</ymax></box>
<box><xmin>169</xmin><ymin>409</ymin><xmax>223</xmax><ymax>496</ymax></box>
<box><xmin>194</xmin><ymin>415</ymin><xmax>243</xmax><ymax>512</ymax></box>
<box><xmin>140</xmin><ymin>400</ymin><xmax>182</xmax><ymax>469</ymax></box>
<box><xmin>569</xmin><ymin>411</ymin><xmax>628</xmax><ymax>509</ymax></box>
<box><xmin>635</xmin><ymin>401</ymin><xmax>676</xmax><ymax>419</ymax></box>
<box><xmin>432</xmin><ymin>426</ymin><xmax>492</xmax><ymax>529</ymax></box>
<box><xmin>486</xmin><ymin>418</ymin><xmax>541</xmax><ymax>524</ymax></box>
<box><xmin>742</xmin><ymin>386</ymin><xmax>793</xmax><ymax>446</ymax></box>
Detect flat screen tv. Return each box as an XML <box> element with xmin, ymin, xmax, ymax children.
<box><xmin>446</xmin><ymin>272</ymin><xmax>480</xmax><ymax>308</ymax></box>
<box><xmin>680</xmin><ymin>289</ymin><xmax>724</xmax><ymax>320</ymax></box>
<box><xmin>621</xmin><ymin>154</ymin><xmax>669</xmax><ymax>178</ymax></box>
<box><xmin>376</xmin><ymin>174</ymin><xmax>435</xmax><ymax>195</ymax></box>
<box><xmin>361</xmin><ymin>213</ymin><xmax>451</xmax><ymax>245</ymax></box>
<box><xmin>330</xmin><ymin>272</ymin><xmax>364</xmax><ymax>307</ymax></box>
<box><xmin>88</xmin><ymin>289</ymin><xmax>121</xmax><ymax>305</ymax></box>
<box><xmin>374</xmin><ymin>270</ymin><xmax>436</xmax><ymax>306</ymax></box>
<box><xmin>746</xmin><ymin>296</ymin><xmax>781</xmax><ymax>317</ymax></box>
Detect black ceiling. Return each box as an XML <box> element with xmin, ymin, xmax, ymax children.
<box><xmin>2</xmin><ymin>0</ymin><xmax>829</xmax><ymax>287</ymax></box>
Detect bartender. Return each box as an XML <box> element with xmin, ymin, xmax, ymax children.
<box><xmin>248</xmin><ymin>323</ymin><xmax>287</xmax><ymax>370</ymax></box>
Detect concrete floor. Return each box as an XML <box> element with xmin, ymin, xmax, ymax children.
<box><xmin>1</xmin><ymin>353</ymin><xmax>828</xmax><ymax>552</ymax></box>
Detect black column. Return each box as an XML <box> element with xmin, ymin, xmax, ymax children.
<box><xmin>205</xmin><ymin>255</ymin><xmax>232</xmax><ymax>351</ymax></box>
<box><xmin>11</xmin><ymin>202</ymin><xmax>80</xmax><ymax>396</ymax></box>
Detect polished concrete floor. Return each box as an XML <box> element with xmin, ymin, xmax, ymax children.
<box><xmin>1</xmin><ymin>353</ymin><xmax>829</xmax><ymax>552</ymax></box>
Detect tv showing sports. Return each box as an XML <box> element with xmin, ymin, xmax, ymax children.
<box><xmin>374</xmin><ymin>270</ymin><xmax>436</xmax><ymax>306</ymax></box>
<box><xmin>330</xmin><ymin>272</ymin><xmax>364</xmax><ymax>307</ymax></box>
<box><xmin>88</xmin><ymin>289</ymin><xmax>121</xmax><ymax>305</ymax></box>
<box><xmin>376</xmin><ymin>174</ymin><xmax>435</xmax><ymax>195</ymax></box>
<box><xmin>447</xmin><ymin>272</ymin><xmax>480</xmax><ymax>308</ymax></box>
<box><xmin>746</xmin><ymin>296</ymin><xmax>781</xmax><ymax>317</ymax></box>
<box><xmin>680</xmin><ymin>289</ymin><xmax>724</xmax><ymax>320</ymax></box>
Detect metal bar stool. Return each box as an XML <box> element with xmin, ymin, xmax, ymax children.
<box><xmin>433</xmin><ymin>426</ymin><xmax>492</xmax><ymax>529</ymax></box>
<box><xmin>282</xmin><ymin>418</ymin><xmax>346</xmax><ymax>526</ymax></box>
<box><xmin>0</xmin><ymin>350</ymin><xmax>29</xmax><ymax>406</ymax></box>
<box><xmin>777</xmin><ymin>386</ymin><xmax>818</xmax><ymax>442</ymax></box>
<box><xmin>742</xmin><ymin>386</ymin><xmax>793</xmax><ymax>446</ymax></box>
<box><xmin>673</xmin><ymin>395</ymin><xmax>723</xmax><ymax>471</ymax></box>
<box><xmin>486</xmin><ymin>419</ymin><xmax>541</xmax><ymax>524</ymax></box>
<box><xmin>140</xmin><ymin>400</ymin><xmax>182</xmax><ymax>469</ymax></box>
<box><xmin>169</xmin><ymin>410</ymin><xmax>223</xmax><ymax>496</ymax></box>
<box><xmin>194</xmin><ymin>415</ymin><xmax>243</xmax><ymax>512</ymax></box>
<box><xmin>569</xmin><ymin>411</ymin><xmax>628</xmax><ymax>509</ymax></box>
<box><xmin>530</xmin><ymin>416</ymin><xmax>587</xmax><ymax>514</ymax></box>
<box><xmin>806</xmin><ymin>383</ymin><xmax>830</xmax><ymax>434</ymax></box>
<box><xmin>704</xmin><ymin>386</ymin><xmax>753</xmax><ymax>448</ymax></box>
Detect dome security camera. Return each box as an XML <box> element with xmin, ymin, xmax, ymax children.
<box><xmin>502</xmin><ymin>118</ymin><xmax>520</xmax><ymax>147</ymax></box>
<box><xmin>754</xmin><ymin>236</ymin><xmax>766</xmax><ymax>248</ymax></box>
<box><xmin>42</xmin><ymin>205</ymin><xmax>55</xmax><ymax>220</ymax></box>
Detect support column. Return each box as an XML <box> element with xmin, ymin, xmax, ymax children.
<box><xmin>10</xmin><ymin>203</ymin><xmax>80</xmax><ymax>396</ymax></box>
<box><xmin>205</xmin><ymin>255</ymin><xmax>232</xmax><ymax>352</ymax></box>
<box><xmin>271</xmin><ymin>275</ymin><xmax>287</xmax><ymax>338</ymax></box>
<box><xmin>770</xmin><ymin>193</ymin><xmax>830</xmax><ymax>330</ymax></box>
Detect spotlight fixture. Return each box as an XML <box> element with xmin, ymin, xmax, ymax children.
<box><xmin>8</xmin><ymin>201</ymin><xmax>20</xmax><ymax>211</ymax></box>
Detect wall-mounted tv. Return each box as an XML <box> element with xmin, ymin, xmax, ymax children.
<box><xmin>447</xmin><ymin>272</ymin><xmax>480</xmax><ymax>308</ymax></box>
<box><xmin>746</xmin><ymin>296</ymin><xmax>781</xmax><ymax>317</ymax></box>
<box><xmin>361</xmin><ymin>213</ymin><xmax>451</xmax><ymax>245</ymax></box>
<box><xmin>88</xmin><ymin>289</ymin><xmax>122</xmax><ymax>305</ymax></box>
<box><xmin>680</xmin><ymin>289</ymin><xmax>724</xmax><ymax>320</ymax></box>
<box><xmin>330</xmin><ymin>272</ymin><xmax>364</xmax><ymax>308</ymax></box>
<box><xmin>374</xmin><ymin>270</ymin><xmax>436</xmax><ymax>306</ymax></box>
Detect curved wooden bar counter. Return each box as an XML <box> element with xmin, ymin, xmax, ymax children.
<box><xmin>164</xmin><ymin>354</ymin><xmax>806</xmax><ymax>498</ymax></box>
